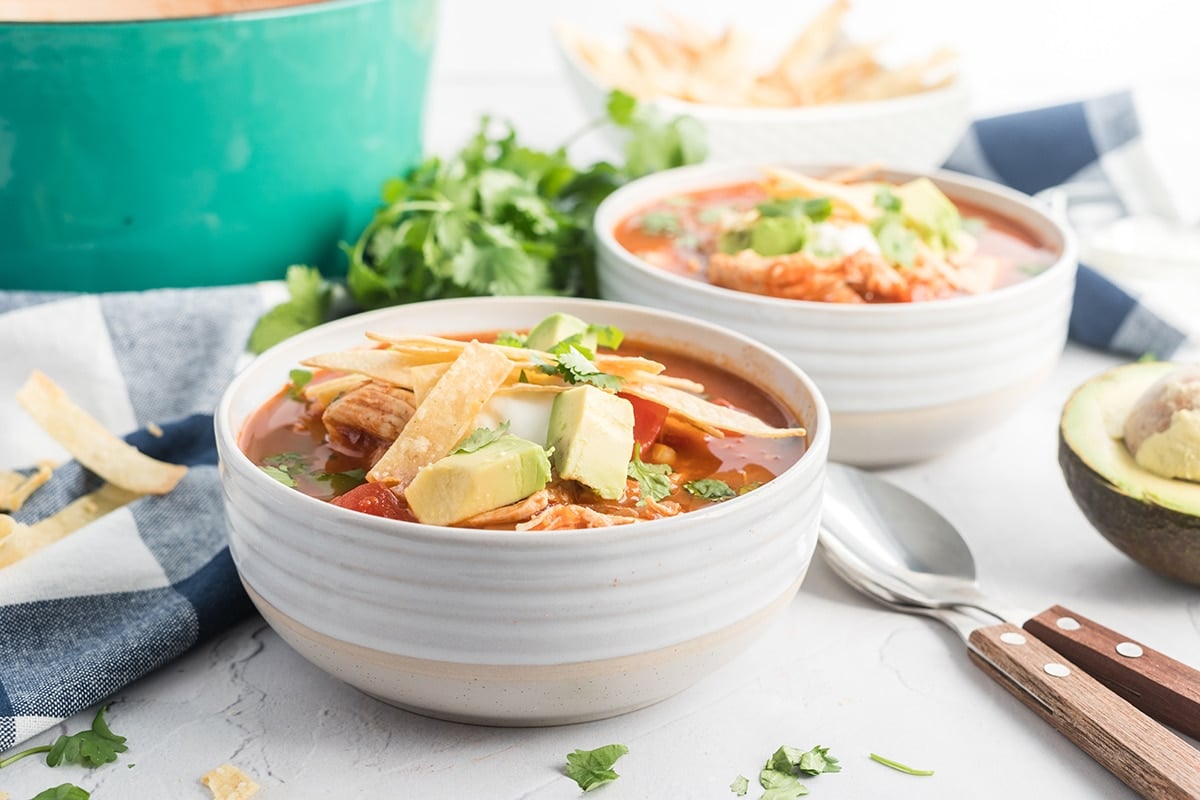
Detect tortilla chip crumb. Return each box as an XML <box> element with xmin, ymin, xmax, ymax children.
<box><xmin>0</xmin><ymin>789</ymin><xmax>11</xmax><ymax>800</ymax></box>
<box><xmin>0</xmin><ymin>460</ymin><xmax>55</xmax><ymax>512</ymax></box>
<box><xmin>202</xmin><ymin>764</ymin><xmax>259</xmax><ymax>800</ymax></box>
<box><xmin>147</xmin><ymin>422</ymin><xmax>164</xmax><ymax>438</ymax></box>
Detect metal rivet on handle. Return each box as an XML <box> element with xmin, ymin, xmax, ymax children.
<box><xmin>1056</xmin><ymin>617</ymin><xmax>1081</xmax><ymax>631</ymax></box>
<box><xmin>1044</xmin><ymin>663</ymin><xmax>1071</xmax><ymax>678</ymax></box>
<box><xmin>1000</xmin><ymin>632</ymin><xmax>1026</xmax><ymax>645</ymax></box>
<box><xmin>1116</xmin><ymin>642</ymin><xmax>1144</xmax><ymax>658</ymax></box>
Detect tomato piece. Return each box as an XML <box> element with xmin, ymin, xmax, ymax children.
<box><xmin>330</xmin><ymin>482</ymin><xmax>412</xmax><ymax>521</ymax></box>
<box><xmin>619</xmin><ymin>393</ymin><xmax>670</xmax><ymax>447</ymax></box>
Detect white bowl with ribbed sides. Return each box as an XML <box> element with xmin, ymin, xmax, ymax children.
<box><xmin>215</xmin><ymin>297</ymin><xmax>829</xmax><ymax>726</ymax></box>
<box><xmin>595</xmin><ymin>164</ymin><xmax>1078</xmax><ymax>466</ymax></box>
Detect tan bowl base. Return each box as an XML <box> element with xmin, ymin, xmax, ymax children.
<box><xmin>244</xmin><ymin>575</ymin><xmax>804</xmax><ymax>727</ymax></box>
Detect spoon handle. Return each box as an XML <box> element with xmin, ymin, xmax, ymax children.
<box><xmin>1023</xmin><ymin>604</ymin><xmax>1200</xmax><ymax>741</ymax></box>
<box><xmin>967</xmin><ymin>623</ymin><xmax>1200</xmax><ymax>800</ymax></box>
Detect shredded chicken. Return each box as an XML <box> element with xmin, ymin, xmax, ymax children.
<box><xmin>516</xmin><ymin>504</ymin><xmax>639</xmax><ymax>530</ymax></box>
<box><xmin>709</xmin><ymin>247</ymin><xmax>968</xmax><ymax>303</ymax></box>
<box><xmin>455</xmin><ymin>490</ymin><xmax>551</xmax><ymax>528</ymax></box>
<box><xmin>322</xmin><ymin>382</ymin><xmax>417</xmax><ymax>457</ymax></box>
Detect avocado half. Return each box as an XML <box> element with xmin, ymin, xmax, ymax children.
<box><xmin>1059</xmin><ymin>361</ymin><xmax>1200</xmax><ymax>586</ymax></box>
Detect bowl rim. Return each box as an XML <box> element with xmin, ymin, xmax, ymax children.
<box><xmin>554</xmin><ymin>27</ymin><xmax>970</xmax><ymax>121</ymax></box>
<box><xmin>593</xmin><ymin>161</ymin><xmax>1078</xmax><ymax>316</ymax></box>
<box><xmin>0</xmin><ymin>0</ymin><xmax>383</xmax><ymax>28</ymax></box>
<box><xmin>215</xmin><ymin>295</ymin><xmax>831</xmax><ymax>548</ymax></box>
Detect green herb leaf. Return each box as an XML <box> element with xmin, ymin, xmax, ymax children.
<box><xmin>869</xmin><ymin>752</ymin><xmax>934</xmax><ymax>776</ymax></box>
<box><xmin>606</xmin><ymin>89</ymin><xmax>638</xmax><ymax>126</ymax></box>
<box><xmin>730</xmin><ymin>774</ymin><xmax>750</xmax><ymax>796</ymax></box>
<box><xmin>453</xmin><ymin>422</ymin><xmax>511</xmax><ymax>454</ymax></box>
<box><xmin>287</xmin><ymin>368</ymin><xmax>314</xmax><ymax>400</ymax></box>
<box><xmin>565</xmin><ymin>743</ymin><xmax>629</xmax><ymax>792</ymax></box>
<box><xmin>718</xmin><ymin>228</ymin><xmax>753</xmax><ymax>255</ymax></box>
<box><xmin>549</xmin><ymin>333</ymin><xmax>597</xmax><ymax>361</ymax></box>
<box><xmin>554</xmin><ymin>347</ymin><xmax>625</xmax><ymax>391</ymax></box>
<box><xmin>684</xmin><ymin>478</ymin><xmax>737</xmax><ymax>502</ymax></box>
<box><xmin>797</xmin><ymin>745</ymin><xmax>841</xmax><ymax>775</ymax></box>
<box><xmin>756</xmin><ymin>197</ymin><xmax>833</xmax><ymax>222</ymax></box>
<box><xmin>758</xmin><ymin>768</ymin><xmax>809</xmax><ymax>799</ymax></box>
<box><xmin>260</xmin><ymin>466</ymin><xmax>296</xmax><ymax>487</ymax></box>
<box><xmin>0</xmin><ymin>743</ymin><xmax>52</xmax><ymax>769</ymax></box>
<box><xmin>587</xmin><ymin>324</ymin><xmax>624</xmax><ymax>351</ymax></box>
<box><xmin>875</xmin><ymin>186</ymin><xmax>903</xmax><ymax>212</ymax></box>
<box><xmin>31</xmin><ymin>784</ymin><xmax>90</xmax><ymax>800</ymax></box>
<box><xmin>627</xmin><ymin>444</ymin><xmax>672</xmax><ymax>506</ymax></box>
<box><xmin>320</xmin><ymin>468</ymin><xmax>368</xmax><ymax>495</ymax></box>
<box><xmin>494</xmin><ymin>331</ymin><xmax>527</xmax><ymax>348</ymax></box>
<box><xmin>638</xmin><ymin>210</ymin><xmax>682</xmax><ymax>235</ymax></box>
<box><xmin>46</xmin><ymin>704</ymin><xmax>127</xmax><ymax>769</ymax></box>
<box><xmin>247</xmin><ymin>266</ymin><xmax>333</xmax><ymax>354</ymax></box>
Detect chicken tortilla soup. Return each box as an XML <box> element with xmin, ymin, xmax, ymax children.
<box><xmin>613</xmin><ymin>167</ymin><xmax>1057</xmax><ymax>303</ymax></box>
<box><xmin>240</xmin><ymin>313</ymin><xmax>807</xmax><ymax>530</ymax></box>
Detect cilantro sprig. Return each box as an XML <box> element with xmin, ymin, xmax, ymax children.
<box><xmin>453</xmin><ymin>422</ymin><xmax>509</xmax><ymax>454</ymax></box>
<box><xmin>869</xmin><ymin>752</ymin><xmax>934</xmax><ymax>776</ymax></box>
<box><xmin>31</xmin><ymin>785</ymin><xmax>90</xmax><ymax>800</ymax></box>
<box><xmin>627</xmin><ymin>444</ymin><xmax>672</xmax><ymax>505</ymax></box>
<box><xmin>684</xmin><ymin>478</ymin><xmax>737</xmax><ymax>502</ymax></box>
<box><xmin>565</xmin><ymin>743</ymin><xmax>629</xmax><ymax>792</ymax></box>
<box><xmin>549</xmin><ymin>347</ymin><xmax>625</xmax><ymax>392</ymax></box>
<box><xmin>260</xmin><ymin>452</ymin><xmax>367</xmax><ymax>494</ymax></box>
<box><xmin>1</xmin><ymin>705</ymin><xmax>127</xmax><ymax>772</ymax></box>
<box><xmin>248</xmin><ymin>91</ymin><xmax>706</xmax><ymax>354</ymax></box>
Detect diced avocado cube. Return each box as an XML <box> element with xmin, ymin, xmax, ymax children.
<box><xmin>404</xmin><ymin>435</ymin><xmax>550</xmax><ymax>526</ymax></box>
<box><xmin>750</xmin><ymin>215</ymin><xmax>809</xmax><ymax>256</ymax></box>
<box><xmin>525</xmin><ymin>313</ymin><xmax>596</xmax><ymax>352</ymax></box>
<box><xmin>547</xmin><ymin>386</ymin><xmax>634</xmax><ymax>500</ymax></box>
<box><xmin>895</xmin><ymin>177</ymin><xmax>962</xmax><ymax>250</ymax></box>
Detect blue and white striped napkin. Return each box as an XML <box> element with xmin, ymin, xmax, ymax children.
<box><xmin>0</xmin><ymin>92</ymin><xmax>1191</xmax><ymax>755</ymax></box>
<box><xmin>945</xmin><ymin>90</ymin><xmax>1190</xmax><ymax>359</ymax></box>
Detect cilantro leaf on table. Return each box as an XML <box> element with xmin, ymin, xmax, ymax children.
<box><xmin>46</xmin><ymin>704</ymin><xmax>127</xmax><ymax>768</ymax></box>
<box><xmin>453</xmin><ymin>421</ymin><xmax>510</xmax><ymax>454</ymax></box>
<box><xmin>758</xmin><ymin>768</ymin><xmax>809</xmax><ymax>799</ymax></box>
<box><xmin>31</xmin><ymin>784</ymin><xmax>90</xmax><ymax>800</ymax></box>
<box><xmin>248</xmin><ymin>265</ymin><xmax>333</xmax><ymax>354</ymax></box>
<box><xmin>730</xmin><ymin>774</ymin><xmax>750</xmax><ymax>796</ymax></box>
<box><xmin>767</xmin><ymin>744</ymin><xmax>841</xmax><ymax>777</ymax></box>
<box><xmin>565</xmin><ymin>743</ymin><xmax>629</xmax><ymax>792</ymax></box>
<box><xmin>869</xmin><ymin>752</ymin><xmax>934</xmax><ymax>776</ymax></box>
<box><xmin>627</xmin><ymin>444</ymin><xmax>672</xmax><ymax>505</ymax></box>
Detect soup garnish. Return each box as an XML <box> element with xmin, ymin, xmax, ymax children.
<box><xmin>240</xmin><ymin>313</ymin><xmax>807</xmax><ymax>530</ymax></box>
<box><xmin>613</xmin><ymin>166</ymin><xmax>1056</xmax><ymax>303</ymax></box>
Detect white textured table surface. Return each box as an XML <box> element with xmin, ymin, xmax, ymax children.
<box><xmin>5</xmin><ymin>2</ymin><xmax>1200</xmax><ymax>798</ymax></box>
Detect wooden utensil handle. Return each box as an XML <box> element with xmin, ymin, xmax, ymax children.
<box><xmin>968</xmin><ymin>623</ymin><xmax>1200</xmax><ymax>800</ymax></box>
<box><xmin>1023</xmin><ymin>604</ymin><xmax>1200</xmax><ymax>741</ymax></box>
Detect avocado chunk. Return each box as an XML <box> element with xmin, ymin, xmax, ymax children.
<box><xmin>547</xmin><ymin>385</ymin><xmax>634</xmax><ymax>500</ymax></box>
<box><xmin>525</xmin><ymin>313</ymin><xmax>596</xmax><ymax>352</ymax></box>
<box><xmin>895</xmin><ymin>177</ymin><xmax>962</xmax><ymax>251</ymax></box>
<box><xmin>404</xmin><ymin>434</ymin><xmax>550</xmax><ymax>526</ymax></box>
<box><xmin>1059</xmin><ymin>361</ymin><xmax>1200</xmax><ymax>585</ymax></box>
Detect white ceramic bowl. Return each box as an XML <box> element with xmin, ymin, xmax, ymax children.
<box><xmin>215</xmin><ymin>296</ymin><xmax>830</xmax><ymax>726</ymax></box>
<box><xmin>595</xmin><ymin>164</ymin><xmax>1078</xmax><ymax>466</ymax></box>
<box><xmin>556</xmin><ymin>34</ymin><xmax>971</xmax><ymax>170</ymax></box>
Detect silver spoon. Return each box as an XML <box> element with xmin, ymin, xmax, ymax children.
<box><xmin>818</xmin><ymin>464</ymin><xmax>1200</xmax><ymax>800</ymax></box>
<box><xmin>819</xmin><ymin>463</ymin><xmax>1200</xmax><ymax>740</ymax></box>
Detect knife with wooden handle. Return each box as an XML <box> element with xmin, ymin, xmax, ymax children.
<box><xmin>968</xmin><ymin>622</ymin><xmax>1200</xmax><ymax>800</ymax></box>
<box><xmin>1021</xmin><ymin>604</ymin><xmax>1200</xmax><ymax>742</ymax></box>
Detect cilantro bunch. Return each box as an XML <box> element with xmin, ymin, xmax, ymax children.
<box><xmin>249</xmin><ymin>91</ymin><xmax>706</xmax><ymax>353</ymax></box>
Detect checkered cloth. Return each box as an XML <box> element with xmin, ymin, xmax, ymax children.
<box><xmin>0</xmin><ymin>93</ymin><xmax>1191</xmax><ymax>755</ymax></box>
<box><xmin>945</xmin><ymin>90</ymin><xmax>1189</xmax><ymax>358</ymax></box>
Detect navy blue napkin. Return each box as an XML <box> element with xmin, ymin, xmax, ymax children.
<box><xmin>944</xmin><ymin>91</ymin><xmax>1189</xmax><ymax>358</ymax></box>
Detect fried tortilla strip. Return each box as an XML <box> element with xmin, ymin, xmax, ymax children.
<box><xmin>0</xmin><ymin>460</ymin><xmax>55</xmax><ymax>512</ymax></box>
<box><xmin>763</xmin><ymin>167</ymin><xmax>878</xmax><ymax>220</ymax></box>
<box><xmin>623</xmin><ymin>383</ymin><xmax>806</xmax><ymax>439</ymax></box>
<box><xmin>0</xmin><ymin>482</ymin><xmax>142</xmax><ymax>569</ymax></box>
<box><xmin>16</xmin><ymin>371</ymin><xmax>187</xmax><ymax>495</ymax></box>
<box><xmin>201</xmin><ymin>763</ymin><xmax>260</xmax><ymax>800</ymax></box>
<box><xmin>771</xmin><ymin>0</ymin><xmax>849</xmax><ymax>85</ymax></box>
<box><xmin>302</xmin><ymin>349</ymin><xmax>428</xmax><ymax>387</ymax></box>
<box><xmin>841</xmin><ymin>47</ymin><xmax>959</xmax><ymax>102</ymax></box>
<box><xmin>302</xmin><ymin>373</ymin><xmax>371</xmax><ymax>409</ymax></box>
<box><xmin>368</xmin><ymin>342</ymin><xmax>512</xmax><ymax>489</ymax></box>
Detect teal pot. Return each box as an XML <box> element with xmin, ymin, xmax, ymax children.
<box><xmin>0</xmin><ymin>0</ymin><xmax>437</xmax><ymax>291</ymax></box>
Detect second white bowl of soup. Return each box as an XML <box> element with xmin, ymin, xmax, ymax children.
<box><xmin>595</xmin><ymin>164</ymin><xmax>1077</xmax><ymax>466</ymax></box>
<box><xmin>215</xmin><ymin>297</ymin><xmax>829</xmax><ymax>725</ymax></box>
